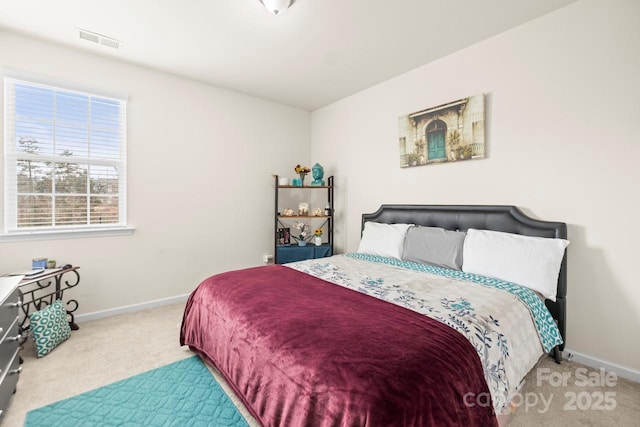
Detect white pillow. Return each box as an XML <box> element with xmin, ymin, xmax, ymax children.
<box><xmin>357</xmin><ymin>222</ymin><xmax>413</xmax><ymax>259</ymax></box>
<box><xmin>462</xmin><ymin>229</ymin><xmax>569</xmax><ymax>301</ymax></box>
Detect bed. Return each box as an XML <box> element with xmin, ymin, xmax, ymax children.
<box><xmin>181</xmin><ymin>204</ymin><xmax>568</xmax><ymax>426</ymax></box>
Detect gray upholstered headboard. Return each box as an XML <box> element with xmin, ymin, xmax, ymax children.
<box><xmin>361</xmin><ymin>204</ymin><xmax>567</xmax><ymax>361</ymax></box>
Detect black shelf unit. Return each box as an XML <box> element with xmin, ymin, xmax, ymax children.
<box><xmin>274</xmin><ymin>175</ymin><xmax>334</xmax><ymax>264</ymax></box>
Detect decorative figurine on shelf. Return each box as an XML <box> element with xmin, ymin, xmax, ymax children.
<box><xmin>294</xmin><ymin>221</ymin><xmax>309</xmax><ymax>246</ymax></box>
<box><xmin>314</xmin><ymin>228</ymin><xmax>323</xmax><ymax>246</ymax></box>
<box><xmin>294</xmin><ymin>164</ymin><xmax>311</xmax><ymax>186</ymax></box>
<box><xmin>311</xmin><ymin>163</ymin><xmax>325</xmax><ymax>186</ymax></box>
<box><xmin>277</xmin><ymin>228</ymin><xmax>290</xmax><ymax>245</ymax></box>
<box><xmin>282</xmin><ymin>208</ymin><xmax>295</xmax><ymax>216</ymax></box>
<box><xmin>312</xmin><ymin>208</ymin><xmax>323</xmax><ymax>216</ymax></box>
<box><xmin>298</xmin><ymin>202</ymin><xmax>309</xmax><ymax>216</ymax></box>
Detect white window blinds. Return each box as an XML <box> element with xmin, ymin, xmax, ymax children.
<box><xmin>4</xmin><ymin>78</ymin><xmax>127</xmax><ymax>232</ymax></box>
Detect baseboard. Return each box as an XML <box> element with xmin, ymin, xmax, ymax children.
<box><xmin>74</xmin><ymin>300</ymin><xmax>640</xmax><ymax>384</ymax></box>
<box><xmin>564</xmin><ymin>348</ymin><xmax>640</xmax><ymax>383</ymax></box>
<box><xmin>74</xmin><ymin>294</ymin><xmax>190</xmax><ymax>323</ymax></box>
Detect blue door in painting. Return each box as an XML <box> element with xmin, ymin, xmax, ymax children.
<box><xmin>427</xmin><ymin>120</ymin><xmax>447</xmax><ymax>160</ymax></box>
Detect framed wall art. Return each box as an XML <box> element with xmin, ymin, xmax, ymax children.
<box><xmin>398</xmin><ymin>94</ymin><xmax>485</xmax><ymax>168</ymax></box>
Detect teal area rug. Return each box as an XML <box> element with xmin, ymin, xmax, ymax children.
<box><xmin>25</xmin><ymin>356</ymin><xmax>249</xmax><ymax>427</ymax></box>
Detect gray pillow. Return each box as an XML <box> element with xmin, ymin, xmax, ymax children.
<box><xmin>402</xmin><ymin>226</ymin><xmax>466</xmax><ymax>270</ymax></box>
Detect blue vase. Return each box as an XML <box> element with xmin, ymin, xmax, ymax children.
<box><xmin>292</xmin><ymin>178</ymin><xmax>302</xmax><ymax>187</ymax></box>
<box><xmin>298</xmin><ymin>240</ymin><xmax>306</xmax><ymax>246</ymax></box>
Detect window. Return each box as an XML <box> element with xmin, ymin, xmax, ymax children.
<box><xmin>4</xmin><ymin>78</ymin><xmax>127</xmax><ymax>235</ymax></box>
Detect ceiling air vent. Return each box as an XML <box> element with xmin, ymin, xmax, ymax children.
<box><xmin>78</xmin><ymin>29</ymin><xmax>122</xmax><ymax>50</ymax></box>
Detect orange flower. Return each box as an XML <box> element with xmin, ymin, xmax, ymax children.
<box><xmin>294</xmin><ymin>164</ymin><xmax>311</xmax><ymax>174</ymax></box>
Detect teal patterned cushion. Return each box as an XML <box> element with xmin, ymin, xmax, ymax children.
<box><xmin>29</xmin><ymin>300</ymin><xmax>71</xmax><ymax>358</ymax></box>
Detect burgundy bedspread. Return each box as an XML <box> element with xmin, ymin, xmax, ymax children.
<box><xmin>180</xmin><ymin>264</ymin><xmax>497</xmax><ymax>427</ymax></box>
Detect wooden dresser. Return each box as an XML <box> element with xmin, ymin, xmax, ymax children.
<box><xmin>0</xmin><ymin>276</ymin><xmax>23</xmax><ymax>421</ymax></box>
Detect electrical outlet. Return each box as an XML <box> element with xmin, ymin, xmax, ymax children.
<box><xmin>263</xmin><ymin>253</ymin><xmax>274</xmax><ymax>263</ymax></box>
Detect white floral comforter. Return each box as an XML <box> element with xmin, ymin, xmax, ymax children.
<box><xmin>286</xmin><ymin>253</ymin><xmax>563</xmax><ymax>414</ymax></box>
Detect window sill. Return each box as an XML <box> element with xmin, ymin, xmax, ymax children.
<box><xmin>0</xmin><ymin>227</ymin><xmax>135</xmax><ymax>243</ymax></box>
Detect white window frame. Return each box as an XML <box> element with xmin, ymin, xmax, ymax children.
<box><xmin>2</xmin><ymin>76</ymin><xmax>133</xmax><ymax>242</ymax></box>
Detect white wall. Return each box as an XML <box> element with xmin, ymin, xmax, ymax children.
<box><xmin>0</xmin><ymin>31</ymin><xmax>310</xmax><ymax>314</ymax></box>
<box><xmin>311</xmin><ymin>0</ymin><xmax>640</xmax><ymax>371</ymax></box>
<box><xmin>1</xmin><ymin>0</ymin><xmax>637</xmax><ymax>374</ymax></box>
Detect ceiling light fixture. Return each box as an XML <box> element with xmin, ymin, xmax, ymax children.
<box><xmin>259</xmin><ymin>0</ymin><xmax>295</xmax><ymax>15</ymax></box>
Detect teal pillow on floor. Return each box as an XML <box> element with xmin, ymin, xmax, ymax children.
<box><xmin>29</xmin><ymin>300</ymin><xmax>72</xmax><ymax>357</ymax></box>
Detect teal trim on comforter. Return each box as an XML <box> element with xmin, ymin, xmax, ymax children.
<box><xmin>346</xmin><ymin>253</ymin><xmax>563</xmax><ymax>353</ymax></box>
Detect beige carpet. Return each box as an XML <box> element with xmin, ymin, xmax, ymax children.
<box><xmin>5</xmin><ymin>302</ymin><xmax>639</xmax><ymax>426</ymax></box>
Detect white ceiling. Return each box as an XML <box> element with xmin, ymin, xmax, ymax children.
<box><xmin>0</xmin><ymin>0</ymin><xmax>578</xmax><ymax>110</ymax></box>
